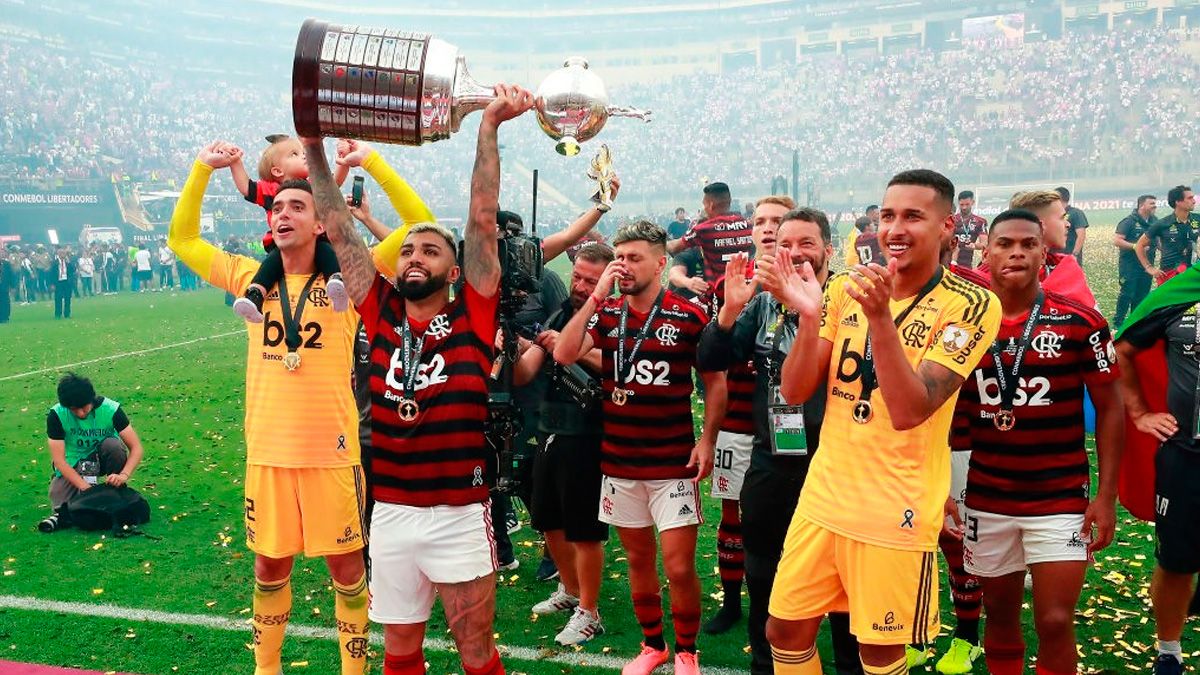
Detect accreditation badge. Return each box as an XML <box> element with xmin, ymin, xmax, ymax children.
<box><xmin>769</xmin><ymin>387</ymin><xmax>807</xmax><ymax>456</ymax></box>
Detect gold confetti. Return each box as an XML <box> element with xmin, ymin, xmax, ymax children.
<box><xmin>92</xmin><ymin>542</ymin><xmax>104</xmax><ymax>551</ymax></box>
<box><xmin>288</xmin><ymin>661</ymin><xmax>309</xmax><ymax>667</ymax></box>
<box><xmin>92</xmin><ymin>588</ymin><xmax>104</xmax><ymax>595</ymax></box>
<box><xmin>2</xmin><ymin>571</ymin><xmax>14</xmax><ymax>577</ymax></box>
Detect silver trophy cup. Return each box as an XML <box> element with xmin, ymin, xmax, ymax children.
<box><xmin>292</xmin><ymin>20</ymin><xmax>651</xmax><ymax>154</ymax></box>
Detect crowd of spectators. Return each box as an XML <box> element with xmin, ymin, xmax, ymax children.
<box><xmin>2</xmin><ymin>25</ymin><xmax>1197</xmax><ymax>226</ymax></box>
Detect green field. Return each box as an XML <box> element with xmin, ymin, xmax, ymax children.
<box><xmin>0</xmin><ymin>218</ymin><xmax>1187</xmax><ymax>674</ymax></box>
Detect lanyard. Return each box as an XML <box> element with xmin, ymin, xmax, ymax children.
<box><xmin>277</xmin><ymin>273</ymin><xmax>320</xmax><ymax>354</ymax></box>
<box><xmin>615</xmin><ymin>290</ymin><xmax>665</xmax><ymax>386</ymax></box>
<box><xmin>399</xmin><ymin>317</ymin><xmax>428</xmax><ymax>396</ymax></box>
<box><xmin>768</xmin><ymin>304</ymin><xmax>793</xmax><ymax>389</ymax></box>
<box><xmin>859</xmin><ymin>267</ymin><xmax>944</xmax><ymax>404</ymax></box>
<box><xmin>990</xmin><ymin>291</ymin><xmax>1044</xmax><ymax>414</ymax></box>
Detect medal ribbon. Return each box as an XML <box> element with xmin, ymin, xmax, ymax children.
<box><xmin>615</xmin><ymin>290</ymin><xmax>665</xmax><ymax>391</ymax></box>
<box><xmin>277</xmin><ymin>273</ymin><xmax>321</xmax><ymax>356</ymax></box>
<box><xmin>400</xmin><ymin>316</ymin><xmax>428</xmax><ymax>397</ymax></box>
<box><xmin>859</xmin><ymin>267</ymin><xmax>945</xmax><ymax>404</ymax></box>
<box><xmin>989</xmin><ymin>291</ymin><xmax>1044</xmax><ymax>415</ymax></box>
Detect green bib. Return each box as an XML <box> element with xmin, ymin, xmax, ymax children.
<box><xmin>53</xmin><ymin>398</ymin><xmax>120</xmax><ymax>476</ymax></box>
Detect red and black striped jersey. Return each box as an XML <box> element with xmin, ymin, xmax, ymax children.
<box><xmin>357</xmin><ymin>276</ymin><xmax>498</xmax><ymax>507</ymax></box>
<box><xmin>707</xmin><ymin>270</ymin><xmax>757</xmax><ymax>436</ymax></box>
<box><xmin>679</xmin><ymin>213</ymin><xmax>753</xmax><ymax>284</ymax></box>
<box><xmin>953</xmin><ymin>290</ymin><xmax>1119</xmax><ymax>516</ymax></box>
<box><xmin>587</xmin><ymin>289</ymin><xmax>708</xmax><ymax>479</ymax></box>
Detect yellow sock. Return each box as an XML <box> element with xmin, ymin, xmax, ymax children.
<box><xmin>253</xmin><ymin>576</ymin><xmax>292</xmax><ymax>675</ymax></box>
<box><xmin>334</xmin><ymin>573</ymin><xmax>370</xmax><ymax>675</ymax></box>
<box><xmin>862</xmin><ymin>654</ymin><xmax>908</xmax><ymax>675</ymax></box>
<box><xmin>772</xmin><ymin>645</ymin><xmax>822</xmax><ymax>675</ymax></box>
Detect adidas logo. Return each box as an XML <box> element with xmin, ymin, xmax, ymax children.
<box><xmin>606</xmin><ymin>328</ymin><xmax>619</xmax><ymax>338</ymax></box>
<box><xmin>841</xmin><ymin>313</ymin><xmax>860</xmax><ymax>328</ymax></box>
<box><xmin>677</xmin><ymin>503</ymin><xmax>694</xmax><ymax>517</ymax></box>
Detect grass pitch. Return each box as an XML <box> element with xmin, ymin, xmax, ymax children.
<box><xmin>0</xmin><ymin>217</ymin><xmax>1181</xmax><ymax>673</ymax></box>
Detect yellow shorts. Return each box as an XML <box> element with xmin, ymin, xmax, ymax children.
<box><xmin>768</xmin><ymin>512</ymin><xmax>939</xmax><ymax>645</ymax></box>
<box><xmin>244</xmin><ymin>464</ymin><xmax>367</xmax><ymax>559</ymax></box>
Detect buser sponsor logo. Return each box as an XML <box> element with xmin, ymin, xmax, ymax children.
<box><xmin>950</xmin><ymin>327</ymin><xmax>987</xmax><ymax>365</ymax></box>
<box><xmin>1090</xmin><ymin>331</ymin><xmax>1114</xmax><ymax>373</ymax></box>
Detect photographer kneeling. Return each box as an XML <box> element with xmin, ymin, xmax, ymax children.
<box><xmin>40</xmin><ymin>373</ymin><xmax>144</xmax><ymax>532</ymax></box>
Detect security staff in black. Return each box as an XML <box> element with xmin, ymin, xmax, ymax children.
<box><xmin>697</xmin><ymin>209</ymin><xmax>862</xmax><ymax>675</ymax></box>
<box><xmin>513</xmin><ymin>242</ymin><xmax>613</xmax><ymax>646</ymax></box>
<box><xmin>1114</xmin><ymin>196</ymin><xmax>1157</xmax><ymax>327</ymax></box>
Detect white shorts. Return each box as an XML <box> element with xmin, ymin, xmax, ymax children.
<box><xmin>367</xmin><ymin>500</ymin><xmax>497</xmax><ymax>624</ymax></box>
<box><xmin>599</xmin><ymin>476</ymin><xmax>703</xmax><ymax>531</ymax></box>
<box><xmin>947</xmin><ymin>450</ymin><xmax>971</xmax><ymax>527</ymax></box>
<box><xmin>711</xmin><ymin>431</ymin><xmax>753</xmax><ymax>500</ymax></box>
<box><xmin>962</xmin><ymin>509</ymin><xmax>1089</xmax><ymax>577</ymax></box>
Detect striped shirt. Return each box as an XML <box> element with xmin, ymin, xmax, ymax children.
<box><xmin>587</xmin><ymin>289</ymin><xmax>708</xmax><ymax>479</ymax></box>
<box><xmin>357</xmin><ymin>277</ymin><xmax>498</xmax><ymax>506</ymax></box>
<box><xmin>955</xmin><ymin>291</ymin><xmax>1118</xmax><ymax>516</ymax></box>
<box><xmin>680</xmin><ymin>213</ymin><xmax>753</xmax><ymax>283</ymax></box>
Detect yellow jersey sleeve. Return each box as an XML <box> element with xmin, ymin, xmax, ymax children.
<box><xmin>818</xmin><ymin>271</ymin><xmax>849</xmax><ymax>343</ymax></box>
<box><xmin>844</xmin><ymin>229</ymin><xmax>860</xmax><ymax>268</ymax></box>
<box><xmin>167</xmin><ymin>161</ymin><xmax>222</xmax><ymax>285</ymax></box>
<box><xmin>362</xmin><ymin>150</ymin><xmax>434</xmax><ymax>280</ymax></box>
<box><xmin>923</xmin><ymin>273</ymin><xmax>1001</xmax><ymax>379</ymax></box>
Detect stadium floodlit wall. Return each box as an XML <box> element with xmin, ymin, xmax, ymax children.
<box><xmin>0</xmin><ymin>181</ymin><xmax>124</xmax><ymax>245</ymax></box>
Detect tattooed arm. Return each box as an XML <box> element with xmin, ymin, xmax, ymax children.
<box><xmin>463</xmin><ymin>84</ymin><xmax>535</xmax><ymax>298</ymax></box>
<box><xmin>302</xmin><ymin>137</ymin><xmax>376</xmax><ymax>305</ymax></box>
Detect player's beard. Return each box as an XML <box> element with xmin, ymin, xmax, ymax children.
<box><xmin>790</xmin><ymin>251</ymin><xmax>827</xmax><ymax>278</ymax></box>
<box><xmin>397</xmin><ymin>269</ymin><xmax>448</xmax><ymax>301</ymax></box>
<box><xmin>618</xmin><ymin>277</ymin><xmax>650</xmax><ymax>297</ymax></box>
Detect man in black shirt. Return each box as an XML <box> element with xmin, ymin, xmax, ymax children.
<box><xmin>1056</xmin><ymin>187</ymin><xmax>1089</xmax><ymax>265</ymax></box>
<box><xmin>1113</xmin><ymin>195</ymin><xmax>1158</xmax><ymax>327</ymax></box>
<box><xmin>698</xmin><ymin>208</ymin><xmax>861</xmax><ymax>675</ymax></box>
<box><xmin>1137</xmin><ymin>185</ymin><xmax>1198</xmax><ymax>285</ymax></box>
<box><xmin>1116</xmin><ymin>277</ymin><xmax>1200</xmax><ymax>675</ymax></box>
<box><xmin>515</xmin><ymin>243</ymin><xmax>614</xmax><ymax>646</ymax></box>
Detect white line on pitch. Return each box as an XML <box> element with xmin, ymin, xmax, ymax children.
<box><xmin>0</xmin><ymin>329</ymin><xmax>245</xmax><ymax>382</ymax></box>
<box><xmin>0</xmin><ymin>595</ymin><xmax>743</xmax><ymax>674</ymax></box>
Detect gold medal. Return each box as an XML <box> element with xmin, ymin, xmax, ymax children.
<box><xmin>397</xmin><ymin>398</ymin><xmax>420</xmax><ymax>422</ymax></box>
<box><xmin>994</xmin><ymin>410</ymin><xmax>1016</xmax><ymax>431</ymax></box>
<box><xmin>283</xmin><ymin>352</ymin><xmax>302</xmax><ymax>372</ymax></box>
<box><xmin>852</xmin><ymin>399</ymin><xmax>873</xmax><ymax>424</ymax></box>
<box><xmin>611</xmin><ymin>388</ymin><xmax>629</xmax><ymax>406</ymax></box>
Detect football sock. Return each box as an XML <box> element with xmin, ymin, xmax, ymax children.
<box><xmin>384</xmin><ymin>651</ymin><xmax>426</xmax><ymax>675</ymax></box>
<box><xmin>333</xmin><ymin>573</ymin><xmax>370</xmax><ymax>675</ymax></box>
<box><xmin>771</xmin><ymin>645</ymin><xmax>822</xmax><ymax>675</ymax></box>
<box><xmin>632</xmin><ymin>592</ymin><xmax>666</xmax><ymax>650</ymax></box>
<box><xmin>252</xmin><ymin>575</ymin><xmax>292</xmax><ymax>675</ymax></box>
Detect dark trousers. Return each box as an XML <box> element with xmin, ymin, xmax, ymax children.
<box><xmin>159</xmin><ymin>266</ymin><xmax>174</xmax><ymax>288</ymax></box>
<box><xmin>54</xmin><ymin>279</ymin><xmax>72</xmax><ymax>318</ymax></box>
<box><xmin>1114</xmin><ymin>265</ymin><xmax>1153</xmax><ymax>328</ymax></box>
<box><xmin>0</xmin><ymin>284</ymin><xmax>9</xmax><ymax>322</ymax></box>
<box><xmin>741</xmin><ymin>465</ymin><xmax>863</xmax><ymax>675</ymax></box>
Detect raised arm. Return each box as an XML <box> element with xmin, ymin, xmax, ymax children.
<box><xmin>540</xmin><ymin>176</ymin><xmax>620</xmax><ymax>263</ymax></box>
<box><xmin>554</xmin><ymin>259</ymin><xmax>621</xmax><ymax>365</ymax></box>
<box><xmin>463</xmin><ymin>85</ymin><xmax>535</xmax><ymax>297</ymax></box>
<box><xmin>168</xmin><ymin>142</ymin><xmax>235</xmax><ymax>283</ymax></box>
<box><xmin>228</xmin><ymin>152</ymin><xmax>251</xmax><ymax>198</ymax></box>
<box><xmin>302</xmin><ymin>137</ymin><xmax>375</xmax><ymax>305</ymax></box>
<box><xmin>759</xmin><ymin>256</ymin><xmax>828</xmax><ymax>404</ymax></box>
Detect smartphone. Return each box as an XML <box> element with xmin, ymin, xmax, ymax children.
<box><xmin>351</xmin><ymin>175</ymin><xmax>364</xmax><ymax>207</ymax></box>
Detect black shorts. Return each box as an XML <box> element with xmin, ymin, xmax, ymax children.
<box><xmin>531</xmin><ymin>433</ymin><xmax>608</xmax><ymax>542</ymax></box>
<box><xmin>739</xmin><ymin>465</ymin><xmax>804</xmax><ymax>578</ymax></box>
<box><xmin>1155</xmin><ymin>441</ymin><xmax>1200</xmax><ymax>573</ymax></box>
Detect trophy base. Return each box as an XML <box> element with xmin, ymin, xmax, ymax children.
<box><xmin>556</xmin><ymin>136</ymin><xmax>581</xmax><ymax>157</ymax></box>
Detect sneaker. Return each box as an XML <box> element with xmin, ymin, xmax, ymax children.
<box><xmin>37</xmin><ymin>513</ymin><xmax>59</xmax><ymax>533</ymax></box>
<box><xmin>935</xmin><ymin>638</ymin><xmax>982</xmax><ymax>674</ymax></box>
<box><xmin>702</xmin><ymin>603</ymin><xmax>742</xmax><ymax>634</ymax></box>
<box><xmin>532</xmin><ymin>583</ymin><xmax>579</xmax><ymax>615</ymax></box>
<box><xmin>621</xmin><ymin>643</ymin><xmax>670</xmax><ymax>675</ymax></box>
<box><xmin>906</xmin><ymin>644</ymin><xmax>930</xmax><ymax>669</ymax></box>
<box><xmin>673</xmin><ymin>651</ymin><xmax>700</xmax><ymax>675</ymax></box>
<box><xmin>1155</xmin><ymin>654</ymin><xmax>1185</xmax><ymax>675</ymax></box>
<box><xmin>505</xmin><ymin>511</ymin><xmax>521</xmax><ymax>535</ymax></box>
<box><xmin>326</xmin><ymin>274</ymin><xmax>349</xmax><ymax>312</ymax></box>
<box><xmin>232</xmin><ymin>296</ymin><xmax>264</xmax><ymax>323</ymax></box>
<box><xmin>498</xmin><ymin>558</ymin><xmax>519</xmax><ymax>572</ymax></box>
<box><xmin>555</xmin><ymin>607</ymin><xmax>604</xmax><ymax>645</ymax></box>
<box><xmin>536</xmin><ymin>555</ymin><xmax>560</xmax><ymax>582</ymax></box>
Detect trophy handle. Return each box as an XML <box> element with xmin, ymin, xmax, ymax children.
<box><xmin>450</xmin><ymin>56</ymin><xmax>497</xmax><ymax>132</ymax></box>
<box><xmin>605</xmin><ymin>105</ymin><xmax>653</xmax><ymax>122</ymax></box>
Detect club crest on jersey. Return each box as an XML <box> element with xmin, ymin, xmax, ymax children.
<box><xmin>427</xmin><ymin>314</ymin><xmax>452</xmax><ymax>340</ymax></box>
<box><xmin>941</xmin><ymin>325</ymin><xmax>971</xmax><ymax>354</ymax></box>
<box><xmin>1031</xmin><ymin>330</ymin><xmax>1063</xmax><ymax>358</ymax></box>
<box><xmin>655</xmin><ymin>323</ymin><xmax>679</xmax><ymax>346</ymax></box>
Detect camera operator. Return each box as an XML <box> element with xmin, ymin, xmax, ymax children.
<box><xmin>316</xmin><ymin>83</ymin><xmax>535</xmax><ymax>675</ymax></box>
<box><xmin>511</xmin><ymin>242</ymin><xmax>614</xmax><ymax>645</ymax></box>
<box><xmin>490</xmin><ymin>178</ymin><xmax>623</xmax><ymax>577</ymax></box>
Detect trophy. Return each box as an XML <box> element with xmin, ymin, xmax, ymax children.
<box><xmin>587</xmin><ymin>144</ymin><xmax>616</xmax><ymax>212</ymax></box>
<box><xmin>292</xmin><ymin>20</ymin><xmax>651</xmax><ymax>155</ymax></box>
